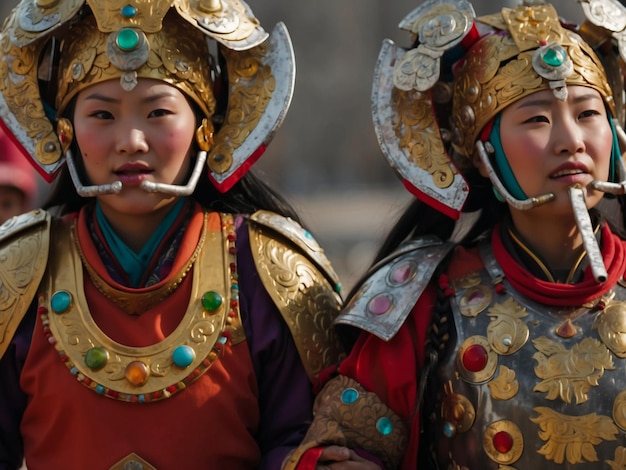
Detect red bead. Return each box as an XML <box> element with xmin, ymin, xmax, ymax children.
<box><xmin>167</xmin><ymin>385</ymin><xmax>178</xmax><ymax>393</ymax></box>
<box><xmin>493</xmin><ymin>431</ymin><xmax>513</xmax><ymax>453</ymax></box>
<box><xmin>462</xmin><ymin>344</ymin><xmax>488</xmax><ymax>372</ymax></box>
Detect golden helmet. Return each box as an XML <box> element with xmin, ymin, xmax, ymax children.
<box><xmin>0</xmin><ymin>0</ymin><xmax>295</xmax><ymax>194</ymax></box>
<box><xmin>372</xmin><ymin>0</ymin><xmax>626</xmax><ymax>219</ymax></box>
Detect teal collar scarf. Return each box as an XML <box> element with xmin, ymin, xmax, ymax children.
<box><xmin>95</xmin><ymin>198</ymin><xmax>186</xmax><ymax>287</ymax></box>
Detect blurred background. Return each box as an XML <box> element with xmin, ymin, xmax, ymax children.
<box><xmin>0</xmin><ymin>0</ymin><xmax>591</xmax><ymax>292</ymax></box>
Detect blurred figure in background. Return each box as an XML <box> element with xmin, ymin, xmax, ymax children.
<box><xmin>0</xmin><ymin>129</ymin><xmax>37</xmax><ymax>224</ymax></box>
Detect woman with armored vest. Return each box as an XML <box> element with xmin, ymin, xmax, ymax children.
<box><xmin>0</xmin><ymin>0</ymin><xmax>346</xmax><ymax>468</ymax></box>
<box><xmin>283</xmin><ymin>0</ymin><xmax>626</xmax><ymax>468</ymax></box>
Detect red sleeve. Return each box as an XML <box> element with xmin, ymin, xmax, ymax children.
<box><xmin>337</xmin><ymin>283</ymin><xmax>436</xmax><ymax>468</ymax></box>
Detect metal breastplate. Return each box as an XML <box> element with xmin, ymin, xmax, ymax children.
<box><xmin>430</xmin><ymin>242</ymin><xmax>626</xmax><ymax>469</ymax></box>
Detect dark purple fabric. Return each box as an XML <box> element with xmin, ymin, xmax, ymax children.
<box><xmin>0</xmin><ymin>213</ymin><xmax>314</xmax><ymax>469</ymax></box>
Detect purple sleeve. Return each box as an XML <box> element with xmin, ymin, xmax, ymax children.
<box><xmin>236</xmin><ymin>218</ymin><xmax>314</xmax><ymax>470</ymax></box>
<box><xmin>0</xmin><ymin>307</ymin><xmax>34</xmax><ymax>470</ymax></box>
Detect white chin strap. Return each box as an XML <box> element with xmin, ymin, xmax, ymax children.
<box><xmin>476</xmin><ymin>140</ymin><xmax>621</xmax><ymax>284</ymax></box>
<box><xmin>66</xmin><ymin>149</ymin><xmax>208</xmax><ymax>197</ymax></box>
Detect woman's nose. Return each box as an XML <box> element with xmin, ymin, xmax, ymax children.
<box><xmin>116</xmin><ymin>127</ymin><xmax>149</xmax><ymax>154</ymax></box>
<box><xmin>553</xmin><ymin>117</ymin><xmax>585</xmax><ymax>156</ymax></box>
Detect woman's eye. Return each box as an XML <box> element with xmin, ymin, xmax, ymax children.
<box><xmin>524</xmin><ymin>115</ymin><xmax>549</xmax><ymax>124</ymax></box>
<box><xmin>579</xmin><ymin>109</ymin><xmax>600</xmax><ymax>119</ymax></box>
<box><xmin>90</xmin><ymin>110</ymin><xmax>114</xmax><ymax>119</ymax></box>
<box><xmin>148</xmin><ymin>109</ymin><xmax>172</xmax><ymax>118</ymax></box>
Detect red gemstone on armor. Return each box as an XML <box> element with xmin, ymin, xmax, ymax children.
<box><xmin>391</xmin><ymin>263</ymin><xmax>412</xmax><ymax>284</ymax></box>
<box><xmin>83</xmin><ymin>377</ymin><xmax>92</xmax><ymax>385</ymax></box>
<box><xmin>167</xmin><ymin>385</ymin><xmax>178</xmax><ymax>393</ymax></box>
<box><xmin>462</xmin><ymin>344</ymin><xmax>488</xmax><ymax>372</ymax></box>
<box><xmin>493</xmin><ymin>431</ymin><xmax>513</xmax><ymax>453</ymax></box>
<box><xmin>151</xmin><ymin>391</ymin><xmax>161</xmax><ymax>400</ymax></box>
<box><xmin>368</xmin><ymin>294</ymin><xmax>392</xmax><ymax>315</ymax></box>
<box><xmin>227</xmin><ymin>233</ymin><xmax>236</xmax><ymax>241</ymax></box>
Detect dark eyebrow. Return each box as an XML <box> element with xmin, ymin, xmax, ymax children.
<box><xmin>514</xmin><ymin>92</ymin><xmax>603</xmax><ymax>110</ymax></box>
<box><xmin>82</xmin><ymin>91</ymin><xmax>177</xmax><ymax>104</ymax></box>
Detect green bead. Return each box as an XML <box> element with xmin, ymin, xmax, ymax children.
<box><xmin>85</xmin><ymin>347</ymin><xmax>109</xmax><ymax>370</ymax></box>
<box><xmin>542</xmin><ymin>46</ymin><xmax>565</xmax><ymax>67</ymax></box>
<box><xmin>202</xmin><ymin>291</ymin><xmax>223</xmax><ymax>311</ymax></box>
<box><xmin>116</xmin><ymin>28</ymin><xmax>139</xmax><ymax>52</ymax></box>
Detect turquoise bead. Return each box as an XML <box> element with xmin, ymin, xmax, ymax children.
<box><xmin>116</xmin><ymin>28</ymin><xmax>139</xmax><ymax>52</ymax></box>
<box><xmin>84</xmin><ymin>347</ymin><xmax>108</xmax><ymax>370</ymax></box>
<box><xmin>95</xmin><ymin>384</ymin><xmax>105</xmax><ymax>395</ymax></box>
<box><xmin>376</xmin><ymin>417</ymin><xmax>393</xmax><ymax>436</ymax></box>
<box><xmin>51</xmin><ymin>290</ymin><xmax>72</xmax><ymax>313</ymax></box>
<box><xmin>202</xmin><ymin>291</ymin><xmax>223</xmax><ymax>311</ymax></box>
<box><xmin>172</xmin><ymin>345</ymin><xmax>195</xmax><ymax>368</ymax></box>
<box><xmin>341</xmin><ymin>388</ymin><xmax>359</xmax><ymax>404</ymax></box>
<box><xmin>121</xmin><ymin>5</ymin><xmax>137</xmax><ymax>18</ymax></box>
<box><xmin>443</xmin><ymin>421</ymin><xmax>456</xmax><ymax>438</ymax></box>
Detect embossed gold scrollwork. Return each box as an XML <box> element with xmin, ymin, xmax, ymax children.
<box><xmin>458</xmin><ymin>284</ymin><xmax>492</xmax><ymax>318</ymax></box>
<box><xmin>531</xmin><ymin>407</ymin><xmax>618</xmax><ymax>464</ymax></box>
<box><xmin>208</xmin><ymin>41</ymin><xmax>273</xmax><ymax>175</ymax></box>
<box><xmin>486</xmin><ymin>297</ymin><xmax>529</xmax><ymax>355</ymax></box>
<box><xmin>87</xmin><ymin>0</ymin><xmax>173</xmax><ymax>32</ymax></box>
<box><xmin>441</xmin><ymin>381</ymin><xmax>475</xmax><ymax>435</ymax></box>
<box><xmin>595</xmin><ymin>299</ymin><xmax>626</xmax><ymax>358</ymax></box>
<box><xmin>532</xmin><ymin>336</ymin><xmax>614</xmax><ymax>404</ymax></box>
<box><xmin>249</xmin><ymin>229</ymin><xmax>343</xmax><ymax>381</ymax></box>
<box><xmin>488</xmin><ymin>365</ymin><xmax>519</xmax><ymax>401</ymax></box>
<box><xmin>392</xmin><ymin>87</ymin><xmax>455</xmax><ymax>189</ymax></box>
<box><xmin>608</xmin><ymin>446</ymin><xmax>626</xmax><ymax>470</ymax></box>
<box><xmin>613</xmin><ymin>390</ymin><xmax>626</xmax><ymax>431</ymax></box>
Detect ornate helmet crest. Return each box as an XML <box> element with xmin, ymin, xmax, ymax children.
<box><xmin>0</xmin><ymin>0</ymin><xmax>295</xmax><ymax>193</ymax></box>
<box><xmin>372</xmin><ymin>0</ymin><xmax>626</xmax><ymax>219</ymax></box>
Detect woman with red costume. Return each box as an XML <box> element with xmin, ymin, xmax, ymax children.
<box><xmin>0</xmin><ymin>1</ymin><xmax>345</xmax><ymax>469</ymax></box>
<box><xmin>283</xmin><ymin>0</ymin><xmax>626</xmax><ymax>468</ymax></box>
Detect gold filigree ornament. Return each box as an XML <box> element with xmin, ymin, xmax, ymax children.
<box><xmin>531</xmin><ymin>407</ymin><xmax>618</xmax><ymax>464</ymax></box>
<box><xmin>486</xmin><ymin>297</ymin><xmax>529</xmax><ymax>355</ymax></box>
<box><xmin>613</xmin><ymin>389</ymin><xmax>626</xmax><ymax>431</ymax></box>
<box><xmin>42</xmin><ymin>213</ymin><xmax>242</xmax><ymax>402</ymax></box>
<box><xmin>0</xmin><ymin>0</ymin><xmax>294</xmax><ymax>194</ymax></box>
<box><xmin>595</xmin><ymin>299</ymin><xmax>626</xmax><ymax>357</ymax></box>
<box><xmin>458</xmin><ymin>284</ymin><xmax>492</xmax><ymax>318</ymax></box>
<box><xmin>487</xmin><ymin>365</ymin><xmax>519</xmax><ymax>401</ymax></box>
<box><xmin>608</xmin><ymin>446</ymin><xmax>626</xmax><ymax>470</ymax></box>
<box><xmin>441</xmin><ymin>380</ymin><xmax>476</xmax><ymax>437</ymax></box>
<box><xmin>532</xmin><ymin>336</ymin><xmax>614</xmax><ymax>404</ymax></box>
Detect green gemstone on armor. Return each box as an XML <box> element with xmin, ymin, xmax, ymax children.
<box><xmin>85</xmin><ymin>347</ymin><xmax>109</xmax><ymax>370</ymax></box>
<box><xmin>116</xmin><ymin>28</ymin><xmax>139</xmax><ymax>52</ymax></box>
<box><xmin>341</xmin><ymin>388</ymin><xmax>359</xmax><ymax>404</ymax></box>
<box><xmin>121</xmin><ymin>5</ymin><xmax>137</xmax><ymax>17</ymax></box>
<box><xmin>542</xmin><ymin>46</ymin><xmax>565</xmax><ymax>67</ymax></box>
<box><xmin>51</xmin><ymin>290</ymin><xmax>72</xmax><ymax>313</ymax></box>
<box><xmin>376</xmin><ymin>417</ymin><xmax>393</xmax><ymax>436</ymax></box>
<box><xmin>172</xmin><ymin>345</ymin><xmax>195</xmax><ymax>368</ymax></box>
<box><xmin>202</xmin><ymin>291</ymin><xmax>223</xmax><ymax>311</ymax></box>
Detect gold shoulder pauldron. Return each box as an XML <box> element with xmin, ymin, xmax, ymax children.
<box><xmin>248</xmin><ymin>210</ymin><xmax>345</xmax><ymax>382</ymax></box>
<box><xmin>0</xmin><ymin>210</ymin><xmax>51</xmax><ymax>359</ymax></box>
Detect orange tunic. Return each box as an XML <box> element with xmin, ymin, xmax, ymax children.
<box><xmin>20</xmin><ymin>208</ymin><xmax>261</xmax><ymax>469</ymax></box>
